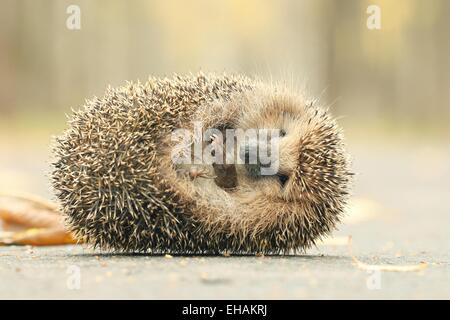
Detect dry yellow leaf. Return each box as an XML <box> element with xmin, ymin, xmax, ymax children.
<box><xmin>0</xmin><ymin>227</ymin><xmax>77</xmax><ymax>246</ymax></box>
<box><xmin>0</xmin><ymin>193</ymin><xmax>62</xmax><ymax>229</ymax></box>
<box><xmin>0</xmin><ymin>193</ymin><xmax>81</xmax><ymax>246</ymax></box>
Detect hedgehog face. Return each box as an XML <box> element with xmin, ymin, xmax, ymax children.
<box><xmin>192</xmin><ymin>87</ymin><xmax>349</xmax><ymax>205</ymax></box>
<box><xmin>226</xmin><ymin>89</ymin><xmax>350</xmax><ymax>205</ymax></box>
<box><xmin>232</xmin><ymin>92</ymin><xmax>308</xmax><ymax>198</ymax></box>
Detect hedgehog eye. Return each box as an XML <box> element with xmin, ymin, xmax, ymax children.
<box><xmin>277</xmin><ymin>174</ymin><xmax>289</xmax><ymax>187</ymax></box>
<box><xmin>280</xmin><ymin>129</ymin><xmax>286</xmax><ymax>137</ymax></box>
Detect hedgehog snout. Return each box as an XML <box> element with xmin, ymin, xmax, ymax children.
<box><xmin>238</xmin><ymin>136</ymin><xmax>285</xmax><ymax>178</ymax></box>
<box><xmin>238</xmin><ymin>138</ymin><xmax>257</xmax><ymax>164</ymax></box>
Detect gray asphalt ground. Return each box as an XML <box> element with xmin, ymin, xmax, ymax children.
<box><xmin>1</xmin><ymin>139</ymin><xmax>449</xmax><ymax>299</ymax></box>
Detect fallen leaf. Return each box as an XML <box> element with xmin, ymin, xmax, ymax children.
<box><xmin>0</xmin><ymin>193</ymin><xmax>81</xmax><ymax>246</ymax></box>
<box><xmin>0</xmin><ymin>193</ymin><xmax>62</xmax><ymax>229</ymax></box>
<box><xmin>0</xmin><ymin>227</ymin><xmax>77</xmax><ymax>246</ymax></box>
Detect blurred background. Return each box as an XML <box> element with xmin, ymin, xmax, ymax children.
<box><xmin>0</xmin><ymin>0</ymin><xmax>449</xmax><ymax>255</ymax></box>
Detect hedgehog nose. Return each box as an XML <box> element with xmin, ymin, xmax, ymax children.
<box><xmin>239</xmin><ymin>145</ymin><xmax>250</xmax><ymax>163</ymax></box>
<box><xmin>239</xmin><ymin>141</ymin><xmax>258</xmax><ymax>163</ymax></box>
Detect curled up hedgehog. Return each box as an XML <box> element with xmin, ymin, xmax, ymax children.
<box><xmin>51</xmin><ymin>73</ymin><xmax>352</xmax><ymax>254</ymax></box>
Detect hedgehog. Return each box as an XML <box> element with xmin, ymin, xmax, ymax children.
<box><xmin>51</xmin><ymin>72</ymin><xmax>352</xmax><ymax>254</ymax></box>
